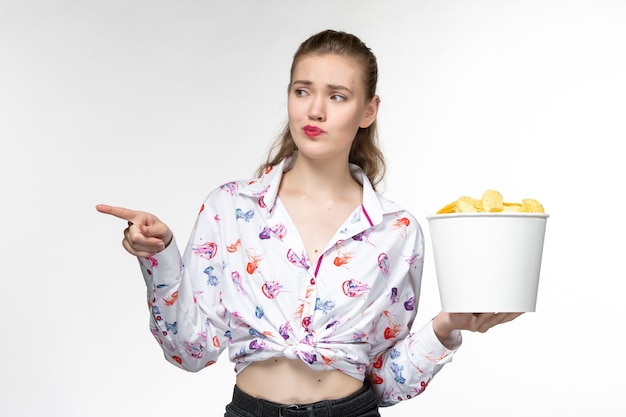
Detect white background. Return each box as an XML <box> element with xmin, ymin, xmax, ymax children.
<box><xmin>1</xmin><ymin>0</ymin><xmax>625</xmax><ymax>416</ymax></box>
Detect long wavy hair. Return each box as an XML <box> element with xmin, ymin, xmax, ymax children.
<box><xmin>256</xmin><ymin>29</ymin><xmax>386</xmax><ymax>189</ymax></box>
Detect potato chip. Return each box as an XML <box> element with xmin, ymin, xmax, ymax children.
<box><xmin>436</xmin><ymin>201</ymin><xmax>457</xmax><ymax>214</ymax></box>
<box><xmin>455</xmin><ymin>200</ymin><xmax>478</xmax><ymax>213</ymax></box>
<box><xmin>522</xmin><ymin>198</ymin><xmax>545</xmax><ymax>213</ymax></box>
<box><xmin>481</xmin><ymin>189</ymin><xmax>504</xmax><ymax>212</ymax></box>
<box><xmin>459</xmin><ymin>195</ymin><xmax>483</xmax><ymax>211</ymax></box>
<box><xmin>436</xmin><ymin>190</ymin><xmax>545</xmax><ymax>214</ymax></box>
<box><xmin>502</xmin><ymin>202</ymin><xmax>524</xmax><ymax>212</ymax></box>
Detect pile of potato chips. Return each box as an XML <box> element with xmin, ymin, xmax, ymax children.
<box><xmin>436</xmin><ymin>189</ymin><xmax>545</xmax><ymax>214</ymax></box>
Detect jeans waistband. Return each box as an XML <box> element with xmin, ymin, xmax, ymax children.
<box><xmin>229</xmin><ymin>383</ymin><xmax>378</xmax><ymax>417</ymax></box>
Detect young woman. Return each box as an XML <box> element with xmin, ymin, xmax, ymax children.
<box><xmin>97</xmin><ymin>29</ymin><xmax>521</xmax><ymax>417</ymax></box>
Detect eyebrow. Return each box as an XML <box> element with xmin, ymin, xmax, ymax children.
<box><xmin>292</xmin><ymin>80</ymin><xmax>354</xmax><ymax>94</ymax></box>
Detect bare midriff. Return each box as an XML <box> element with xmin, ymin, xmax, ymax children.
<box><xmin>235</xmin><ymin>357</ymin><xmax>364</xmax><ymax>404</ymax></box>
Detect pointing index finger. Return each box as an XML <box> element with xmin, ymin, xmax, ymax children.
<box><xmin>96</xmin><ymin>204</ymin><xmax>139</xmax><ymax>222</ymax></box>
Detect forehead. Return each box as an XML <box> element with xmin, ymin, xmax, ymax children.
<box><xmin>292</xmin><ymin>54</ymin><xmax>364</xmax><ymax>90</ymax></box>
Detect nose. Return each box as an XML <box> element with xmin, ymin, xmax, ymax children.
<box><xmin>307</xmin><ymin>96</ymin><xmax>326</xmax><ymax>122</ymax></box>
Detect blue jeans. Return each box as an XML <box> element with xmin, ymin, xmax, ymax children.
<box><xmin>223</xmin><ymin>384</ymin><xmax>381</xmax><ymax>417</ymax></box>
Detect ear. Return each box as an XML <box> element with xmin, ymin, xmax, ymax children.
<box><xmin>360</xmin><ymin>95</ymin><xmax>380</xmax><ymax>128</ymax></box>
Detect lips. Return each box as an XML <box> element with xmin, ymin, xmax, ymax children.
<box><xmin>303</xmin><ymin>125</ymin><xmax>324</xmax><ymax>137</ymax></box>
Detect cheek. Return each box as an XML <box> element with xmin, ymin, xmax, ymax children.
<box><xmin>337</xmin><ymin>108</ymin><xmax>366</xmax><ymax>130</ymax></box>
<box><xmin>287</xmin><ymin>95</ymin><xmax>306</xmax><ymax>114</ymax></box>
<box><xmin>287</xmin><ymin>108</ymin><xmax>300</xmax><ymax>131</ymax></box>
<box><xmin>286</xmin><ymin>99</ymin><xmax>294</xmax><ymax>118</ymax></box>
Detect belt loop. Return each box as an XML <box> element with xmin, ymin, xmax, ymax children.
<box><xmin>324</xmin><ymin>401</ymin><xmax>333</xmax><ymax>417</ymax></box>
<box><xmin>306</xmin><ymin>405</ymin><xmax>315</xmax><ymax>417</ymax></box>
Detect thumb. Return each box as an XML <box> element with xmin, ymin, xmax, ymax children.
<box><xmin>140</xmin><ymin>221</ymin><xmax>173</xmax><ymax>247</ymax></box>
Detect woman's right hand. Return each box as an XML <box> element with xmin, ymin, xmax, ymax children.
<box><xmin>96</xmin><ymin>204</ymin><xmax>173</xmax><ymax>258</ymax></box>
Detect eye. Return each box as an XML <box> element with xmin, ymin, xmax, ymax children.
<box><xmin>294</xmin><ymin>88</ymin><xmax>308</xmax><ymax>97</ymax></box>
<box><xmin>330</xmin><ymin>94</ymin><xmax>346</xmax><ymax>102</ymax></box>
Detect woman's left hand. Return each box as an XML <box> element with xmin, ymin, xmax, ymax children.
<box><xmin>432</xmin><ymin>312</ymin><xmax>524</xmax><ymax>347</ymax></box>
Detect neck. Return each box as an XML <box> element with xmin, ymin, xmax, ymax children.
<box><xmin>283</xmin><ymin>154</ymin><xmax>358</xmax><ymax>198</ymax></box>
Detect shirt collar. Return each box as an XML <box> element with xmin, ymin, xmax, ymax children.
<box><xmin>239</xmin><ymin>153</ymin><xmax>385</xmax><ymax>225</ymax></box>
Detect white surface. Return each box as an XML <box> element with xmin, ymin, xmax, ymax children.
<box><xmin>2</xmin><ymin>1</ymin><xmax>625</xmax><ymax>416</ymax></box>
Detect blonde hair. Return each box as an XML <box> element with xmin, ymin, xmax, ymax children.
<box><xmin>256</xmin><ymin>29</ymin><xmax>386</xmax><ymax>189</ymax></box>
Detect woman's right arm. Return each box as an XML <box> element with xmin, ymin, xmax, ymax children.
<box><xmin>96</xmin><ymin>202</ymin><xmax>230</xmax><ymax>371</ymax></box>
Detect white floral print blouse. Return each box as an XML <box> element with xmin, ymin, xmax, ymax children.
<box><xmin>138</xmin><ymin>154</ymin><xmax>460</xmax><ymax>406</ymax></box>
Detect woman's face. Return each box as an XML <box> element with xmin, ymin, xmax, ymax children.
<box><xmin>287</xmin><ymin>53</ymin><xmax>378</xmax><ymax>163</ymax></box>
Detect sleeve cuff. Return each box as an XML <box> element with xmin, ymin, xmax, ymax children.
<box><xmin>416</xmin><ymin>319</ymin><xmax>462</xmax><ymax>357</ymax></box>
<box><xmin>138</xmin><ymin>236</ymin><xmax>183</xmax><ymax>289</ymax></box>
